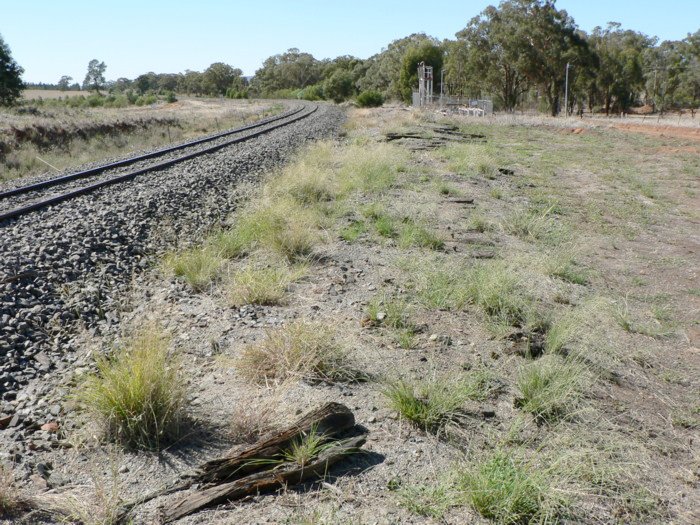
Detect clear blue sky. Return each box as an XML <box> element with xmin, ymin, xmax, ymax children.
<box><xmin>2</xmin><ymin>0</ymin><xmax>698</xmax><ymax>84</ymax></box>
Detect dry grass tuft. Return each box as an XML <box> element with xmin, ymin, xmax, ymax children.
<box><xmin>227</xmin><ymin>262</ymin><xmax>305</xmax><ymax>307</ymax></box>
<box><xmin>515</xmin><ymin>355</ymin><xmax>588</xmax><ymax>423</ymax></box>
<box><xmin>0</xmin><ymin>465</ymin><xmax>27</xmax><ymax>517</ymax></box>
<box><xmin>238</xmin><ymin>320</ymin><xmax>358</xmax><ymax>384</ymax></box>
<box><xmin>77</xmin><ymin>326</ymin><xmax>188</xmax><ymax>450</ymax></box>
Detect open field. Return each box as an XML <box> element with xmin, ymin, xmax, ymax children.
<box><xmin>22</xmin><ymin>90</ymin><xmax>89</xmax><ymax>100</ymax></box>
<box><xmin>0</xmin><ymin>98</ymin><xmax>284</xmax><ymax>182</ymax></box>
<box><xmin>1</xmin><ymin>105</ymin><xmax>699</xmax><ymax>524</ymax></box>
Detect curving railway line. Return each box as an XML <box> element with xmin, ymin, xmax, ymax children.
<box><xmin>0</xmin><ymin>103</ymin><xmax>317</xmax><ymax>222</ymax></box>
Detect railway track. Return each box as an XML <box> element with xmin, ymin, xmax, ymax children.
<box><xmin>0</xmin><ymin>103</ymin><xmax>317</xmax><ymax>222</ymax></box>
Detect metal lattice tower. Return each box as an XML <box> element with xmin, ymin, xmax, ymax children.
<box><xmin>417</xmin><ymin>62</ymin><xmax>433</xmax><ymax>106</ymax></box>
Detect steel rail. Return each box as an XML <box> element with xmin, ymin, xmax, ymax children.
<box><xmin>0</xmin><ymin>104</ymin><xmax>318</xmax><ymax>223</ymax></box>
<box><xmin>0</xmin><ymin>105</ymin><xmax>306</xmax><ymax>201</ymax></box>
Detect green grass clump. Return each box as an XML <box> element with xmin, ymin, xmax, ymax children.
<box><xmin>383</xmin><ymin>371</ymin><xmax>497</xmax><ymax>432</ymax></box>
<box><xmin>437</xmin><ymin>181</ymin><xmax>460</xmax><ymax>196</ymax></box>
<box><xmin>282</xmin><ymin>426</ymin><xmax>335</xmax><ymax>468</ymax></box>
<box><xmin>460</xmin><ymin>450</ymin><xmax>551</xmax><ymax>524</ymax></box>
<box><xmin>502</xmin><ymin>206</ymin><xmax>568</xmax><ymax>244</ymax></box>
<box><xmin>164</xmin><ymin>247</ymin><xmax>222</xmax><ymax>291</ymax></box>
<box><xmin>78</xmin><ymin>328</ymin><xmax>187</xmax><ymax>450</ymax></box>
<box><xmin>438</xmin><ymin>143</ymin><xmax>497</xmax><ymax>177</ymax></box>
<box><xmin>463</xmin><ymin>262</ymin><xmax>529</xmax><ymax>329</ymax></box>
<box><xmin>543</xmin><ymin>251</ymin><xmax>588</xmax><ymax>285</ymax></box>
<box><xmin>213</xmin><ymin>200</ymin><xmax>320</xmax><ymax>261</ymax></box>
<box><xmin>398</xmin><ymin>220</ymin><xmax>444</xmax><ymax>250</ymax></box>
<box><xmin>515</xmin><ymin>355</ymin><xmax>587</xmax><ymax>423</ymax></box>
<box><xmin>409</xmin><ymin>259</ymin><xmax>532</xmax><ymax>331</ymax></box>
<box><xmin>339</xmin><ymin>143</ymin><xmax>409</xmax><ymax>193</ymax></box>
<box><xmin>466</xmin><ymin>212</ymin><xmax>494</xmax><ymax>233</ymax></box>
<box><xmin>238</xmin><ymin>320</ymin><xmax>356</xmax><ymax>384</ymax></box>
<box><xmin>374</xmin><ymin>214</ymin><xmax>397</xmax><ymax>238</ymax></box>
<box><xmin>398</xmin><ymin>480</ymin><xmax>456</xmax><ymax>519</ymax></box>
<box><xmin>340</xmin><ymin>220</ymin><xmax>366</xmax><ymax>242</ymax></box>
<box><xmin>273</xmin><ymin>143</ymin><xmax>339</xmax><ymax>204</ymax></box>
<box><xmin>367</xmin><ymin>294</ymin><xmax>413</xmax><ymax>329</ymax></box>
<box><xmin>228</xmin><ymin>263</ymin><xmax>305</xmax><ymax>307</ymax></box>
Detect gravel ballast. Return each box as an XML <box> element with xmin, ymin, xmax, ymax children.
<box><xmin>0</xmin><ymin>103</ymin><xmax>344</xmax><ymax>460</ymax></box>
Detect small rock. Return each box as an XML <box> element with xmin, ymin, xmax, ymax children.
<box><xmin>376</xmin><ymin>312</ymin><xmax>386</xmax><ymax>321</ymax></box>
<box><xmin>429</xmin><ymin>333</ymin><xmax>438</xmax><ymax>341</ymax></box>
<box><xmin>40</xmin><ymin>421</ymin><xmax>59</xmax><ymax>433</ymax></box>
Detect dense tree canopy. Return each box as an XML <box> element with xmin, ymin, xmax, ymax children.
<box><xmin>0</xmin><ymin>34</ymin><xmax>24</xmax><ymax>106</ymax></box>
<box><xmin>251</xmin><ymin>48</ymin><xmax>322</xmax><ymax>95</ymax></box>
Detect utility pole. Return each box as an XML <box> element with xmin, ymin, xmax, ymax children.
<box><xmin>564</xmin><ymin>62</ymin><xmax>570</xmax><ymax>117</ymax></box>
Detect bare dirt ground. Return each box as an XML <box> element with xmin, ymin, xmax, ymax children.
<box><xmin>2</xmin><ymin>107</ymin><xmax>698</xmax><ymax>524</ymax></box>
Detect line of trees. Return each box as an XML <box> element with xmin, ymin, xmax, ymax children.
<box><xmin>2</xmin><ymin>1</ymin><xmax>698</xmax><ymax>114</ymax></box>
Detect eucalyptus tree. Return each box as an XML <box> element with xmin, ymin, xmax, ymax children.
<box><xmin>83</xmin><ymin>59</ymin><xmax>107</xmax><ymax>93</ymax></box>
<box><xmin>0</xmin><ymin>34</ymin><xmax>24</xmax><ymax>106</ymax></box>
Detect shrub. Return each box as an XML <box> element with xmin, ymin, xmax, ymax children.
<box><xmin>298</xmin><ymin>84</ymin><xmax>325</xmax><ymax>101</ymax></box>
<box><xmin>86</xmin><ymin>94</ymin><xmax>105</xmax><ymax>107</ymax></box>
<box><xmin>238</xmin><ymin>320</ymin><xmax>356</xmax><ymax>384</ymax></box>
<box><xmin>165</xmin><ymin>91</ymin><xmax>177</xmax><ymax>103</ymax></box>
<box><xmin>77</xmin><ymin>327</ymin><xmax>188</xmax><ymax>450</ymax></box>
<box><xmin>356</xmin><ymin>90</ymin><xmax>384</xmax><ymax>108</ymax></box>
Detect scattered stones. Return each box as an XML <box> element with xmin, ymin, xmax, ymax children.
<box><xmin>0</xmin><ymin>103</ymin><xmax>343</xmax><ymax>461</ymax></box>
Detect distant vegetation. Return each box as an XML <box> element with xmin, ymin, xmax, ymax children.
<box><xmin>2</xmin><ymin>1</ymin><xmax>699</xmax><ymax>113</ymax></box>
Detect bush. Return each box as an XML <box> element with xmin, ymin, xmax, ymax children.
<box><xmin>86</xmin><ymin>94</ymin><xmax>105</xmax><ymax>107</ymax></box>
<box><xmin>165</xmin><ymin>91</ymin><xmax>177</xmax><ymax>103</ymax></box>
<box><xmin>298</xmin><ymin>84</ymin><xmax>325</xmax><ymax>101</ymax></box>
<box><xmin>135</xmin><ymin>93</ymin><xmax>157</xmax><ymax>106</ymax></box>
<box><xmin>226</xmin><ymin>87</ymin><xmax>248</xmax><ymax>99</ymax></box>
<box><xmin>356</xmin><ymin>90</ymin><xmax>384</xmax><ymax>108</ymax></box>
<box><xmin>77</xmin><ymin>327</ymin><xmax>188</xmax><ymax>450</ymax></box>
